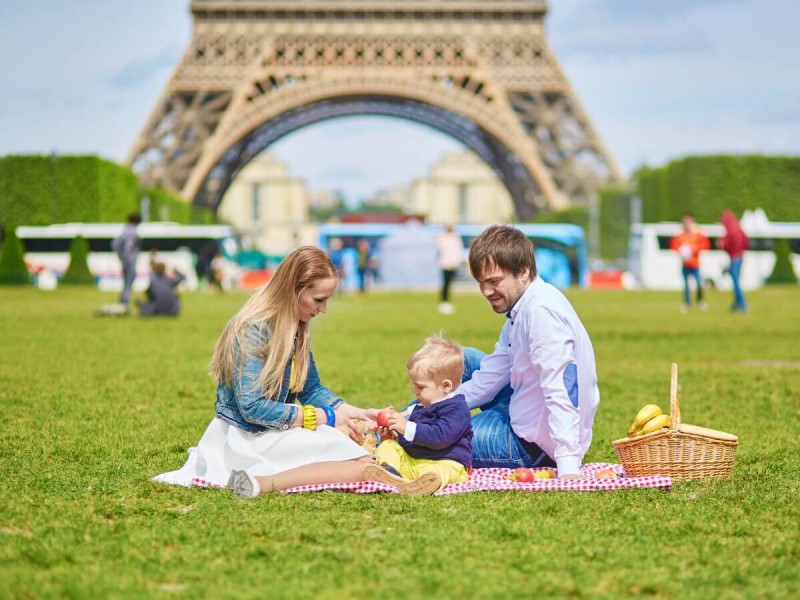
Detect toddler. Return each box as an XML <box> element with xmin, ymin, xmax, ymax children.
<box><xmin>370</xmin><ymin>333</ymin><xmax>473</xmax><ymax>492</ymax></box>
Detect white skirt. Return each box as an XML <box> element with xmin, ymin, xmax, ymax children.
<box><xmin>153</xmin><ymin>418</ymin><xmax>369</xmax><ymax>488</ymax></box>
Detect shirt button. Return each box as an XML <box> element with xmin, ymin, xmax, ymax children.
<box><xmin>282</xmin><ymin>424</ymin><xmax>289</xmax><ymax>430</ymax></box>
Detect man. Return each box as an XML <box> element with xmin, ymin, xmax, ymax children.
<box><xmin>669</xmin><ymin>214</ymin><xmax>710</xmax><ymax>312</ymax></box>
<box><xmin>452</xmin><ymin>225</ymin><xmax>599</xmax><ymax>479</ymax></box>
<box><xmin>111</xmin><ymin>213</ymin><xmax>141</xmax><ymax>306</ymax></box>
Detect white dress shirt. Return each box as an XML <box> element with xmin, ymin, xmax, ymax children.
<box><xmin>456</xmin><ymin>276</ymin><xmax>600</xmax><ymax>475</ymax></box>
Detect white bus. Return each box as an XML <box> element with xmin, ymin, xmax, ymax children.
<box><xmin>627</xmin><ymin>214</ymin><xmax>800</xmax><ymax>291</ymax></box>
<box><xmin>15</xmin><ymin>222</ymin><xmax>239</xmax><ymax>291</ymax></box>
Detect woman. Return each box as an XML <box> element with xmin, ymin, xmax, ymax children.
<box><xmin>717</xmin><ymin>210</ymin><xmax>749</xmax><ymax>313</ymax></box>
<box><xmin>154</xmin><ymin>246</ymin><xmax>439</xmax><ymax>497</ymax></box>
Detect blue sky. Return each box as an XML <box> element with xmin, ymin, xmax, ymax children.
<box><xmin>1</xmin><ymin>0</ymin><xmax>798</xmax><ymax>203</ymax></box>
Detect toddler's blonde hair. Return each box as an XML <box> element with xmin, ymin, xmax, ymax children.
<box><xmin>407</xmin><ymin>332</ymin><xmax>464</xmax><ymax>385</ymax></box>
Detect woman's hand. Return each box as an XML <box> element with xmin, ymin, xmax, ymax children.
<box><xmin>362</xmin><ymin>408</ymin><xmax>381</xmax><ymax>422</ymax></box>
<box><xmin>334</xmin><ymin>403</ymin><xmax>368</xmax><ymax>442</ymax></box>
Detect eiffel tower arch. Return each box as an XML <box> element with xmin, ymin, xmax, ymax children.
<box><xmin>127</xmin><ymin>1</ymin><xmax>622</xmax><ymax>220</ymax></box>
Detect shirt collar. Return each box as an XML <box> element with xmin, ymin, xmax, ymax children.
<box><xmin>507</xmin><ymin>277</ymin><xmax>541</xmax><ymax>320</ymax></box>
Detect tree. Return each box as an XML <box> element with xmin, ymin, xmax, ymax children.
<box><xmin>0</xmin><ymin>227</ymin><xmax>31</xmax><ymax>285</ymax></box>
<box><xmin>60</xmin><ymin>236</ymin><xmax>95</xmax><ymax>285</ymax></box>
<box><xmin>766</xmin><ymin>239</ymin><xmax>798</xmax><ymax>285</ymax></box>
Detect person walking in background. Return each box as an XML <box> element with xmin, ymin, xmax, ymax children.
<box><xmin>327</xmin><ymin>237</ymin><xmax>346</xmax><ymax>292</ymax></box>
<box><xmin>435</xmin><ymin>225</ymin><xmax>465</xmax><ymax>314</ymax></box>
<box><xmin>356</xmin><ymin>239</ymin><xmax>374</xmax><ymax>295</ymax></box>
<box><xmin>669</xmin><ymin>214</ymin><xmax>710</xmax><ymax>312</ymax></box>
<box><xmin>717</xmin><ymin>210</ymin><xmax>749</xmax><ymax>313</ymax></box>
<box><xmin>111</xmin><ymin>213</ymin><xmax>141</xmax><ymax>307</ymax></box>
<box><xmin>195</xmin><ymin>241</ymin><xmax>224</xmax><ymax>292</ymax></box>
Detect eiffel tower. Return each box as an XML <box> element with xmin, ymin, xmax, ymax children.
<box><xmin>127</xmin><ymin>0</ymin><xmax>622</xmax><ymax>220</ymax></box>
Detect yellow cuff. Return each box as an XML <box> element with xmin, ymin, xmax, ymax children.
<box><xmin>302</xmin><ymin>405</ymin><xmax>317</xmax><ymax>430</ymax></box>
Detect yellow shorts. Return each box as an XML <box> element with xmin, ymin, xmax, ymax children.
<box><xmin>375</xmin><ymin>439</ymin><xmax>469</xmax><ymax>490</ymax></box>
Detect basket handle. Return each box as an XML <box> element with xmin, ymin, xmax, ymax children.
<box><xmin>670</xmin><ymin>362</ymin><xmax>681</xmax><ymax>430</ymax></box>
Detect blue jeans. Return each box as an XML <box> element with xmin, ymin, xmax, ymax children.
<box><xmin>405</xmin><ymin>348</ymin><xmax>556</xmax><ymax>469</ymax></box>
<box><xmin>729</xmin><ymin>257</ymin><xmax>747</xmax><ymax>310</ymax></box>
<box><xmin>681</xmin><ymin>266</ymin><xmax>703</xmax><ymax>306</ymax></box>
<box><xmin>120</xmin><ymin>259</ymin><xmax>136</xmax><ymax>305</ymax></box>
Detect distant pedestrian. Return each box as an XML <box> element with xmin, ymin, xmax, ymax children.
<box><xmin>196</xmin><ymin>241</ymin><xmax>226</xmax><ymax>292</ymax></box>
<box><xmin>356</xmin><ymin>239</ymin><xmax>375</xmax><ymax>295</ymax></box>
<box><xmin>112</xmin><ymin>213</ymin><xmax>141</xmax><ymax>307</ymax></box>
<box><xmin>137</xmin><ymin>261</ymin><xmax>185</xmax><ymax>317</ymax></box>
<box><xmin>327</xmin><ymin>237</ymin><xmax>346</xmax><ymax>292</ymax></box>
<box><xmin>435</xmin><ymin>225</ymin><xmax>465</xmax><ymax>314</ymax></box>
<box><xmin>669</xmin><ymin>214</ymin><xmax>710</xmax><ymax>312</ymax></box>
<box><xmin>717</xmin><ymin>210</ymin><xmax>749</xmax><ymax>313</ymax></box>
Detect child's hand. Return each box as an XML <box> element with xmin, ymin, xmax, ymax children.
<box><xmin>387</xmin><ymin>412</ymin><xmax>408</xmax><ymax>436</ymax></box>
<box><xmin>377</xmin><ymin>426</ymin><xmax>396</xmax><ymax>442</ymax></box>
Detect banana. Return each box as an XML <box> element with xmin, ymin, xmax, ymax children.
<box><xmin>636</xmin><ymin>414</ymin><xmax>672</xmax><ymax>435</ymax></box>
<box><xmin>627</xmin><ymin>404</ymin><xmax>663</xmax><ymax>436</ymax></box>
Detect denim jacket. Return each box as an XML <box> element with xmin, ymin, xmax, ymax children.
<box><xmin>215</xmin><ymin>322</ymin><xmax>343</xmax><ymax>433</ymax></box>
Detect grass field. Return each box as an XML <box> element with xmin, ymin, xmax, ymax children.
<box><xmin>1</xmin><ymin>285</ymin><xmax>799</xmax><ymax>599</ymax></box>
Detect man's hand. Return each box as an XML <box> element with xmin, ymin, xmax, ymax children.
<box><xmin>387</xmin><ymin>412</ymin><xmax>408</xmax><ymax>436</ymax></box>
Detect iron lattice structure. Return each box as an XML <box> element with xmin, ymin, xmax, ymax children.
<box><xmin>128</xmin><ymin>0</ymin><xmax>622</xmax><ymax>219</ymax></box>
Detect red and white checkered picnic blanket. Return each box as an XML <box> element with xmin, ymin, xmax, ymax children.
<box><xmin>190</xmin><ymin>463</ymin><xmax>671</xmax><ymax>495</ymax></box>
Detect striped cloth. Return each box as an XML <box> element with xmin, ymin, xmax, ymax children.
<box><xmin>190</xmin><ymin>463</ymin><xmax>672</xmax><ymax>495</ymax></box>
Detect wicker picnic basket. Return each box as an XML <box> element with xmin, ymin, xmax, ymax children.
<box><xmin>612</xmin><ymin>363</ymin><xmax>738</xmax><ymax>481</ymax></box>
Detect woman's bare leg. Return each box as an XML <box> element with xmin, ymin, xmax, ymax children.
<box><xmin>255</xmin><ymin>456</ymin><xmax>373</xmax><ymax>492</ymax></box>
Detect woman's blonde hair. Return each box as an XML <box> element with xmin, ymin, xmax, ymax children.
<box><xmin>407</xmin><ymin>332</ymin><xmax>464</xmax><ymax>385</ymax></box>
<box><xmin>210</xmin><ymin>246</ymin><xmax>337</xmax><ymax>399</ymax></box>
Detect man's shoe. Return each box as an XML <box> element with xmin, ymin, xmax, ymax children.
<box><xmin>364</xmin><ymin>464</ymin><xmax>441</xmax><ymax>496</ymax></box>
<box><xmin>228</xmin><ymin>470</ymin><xmax>260</xmax><ymax>498</ymax></box>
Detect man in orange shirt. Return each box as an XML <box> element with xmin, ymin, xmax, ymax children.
<box><xmin>669</xmin><ymin>214</ymin><xmax>710</xmax><ymax>312</ymax></box>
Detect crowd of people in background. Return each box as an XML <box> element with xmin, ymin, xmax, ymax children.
<box><xmin>109</xmin><ymin>211</ymin><xmax>754</xmax><ymax>321</ymax></box>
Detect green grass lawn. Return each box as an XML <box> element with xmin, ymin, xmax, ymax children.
<box><xmin>1</xmin><ymin>286</ymin><xmax>799</xmax><ymax>599</ymax></box>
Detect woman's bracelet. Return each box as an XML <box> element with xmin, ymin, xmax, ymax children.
<box><xmin>321</xmin><ymin>405</ymin><xmax>336</xmax><ymax>427</ymax></box>
<box><xmin>302</xmin><ymin>404</ymin><xmax>317</xmax><ymax>430</ymax></box>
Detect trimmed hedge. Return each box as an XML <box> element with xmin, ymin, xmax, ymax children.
<box><xmin>60</xmin><ymin>236</ymin><xmax>94</xmax><ymax>285</ymax></box>
<box><xmin>0</xmin><ymin>155</ymin><xmax>138</xmax><ymax>228</ymax></box>
<box><xmin>0</xmin><ymin>228</ymin><xmax>30</xmax><ymax>285</ymax></box>
<box><xmin>599</xmin><ymin>187</ymin><xmax>634</xmax><ymax>261</ymax></box>
<box><xmin>636</xmin><ymin>155</ymin><xmax>800</xmax><ymax>223</ymax></box>
<box><xmin>143</xmin><ymin>187</ymin><xmax>216</xmax><ymax>225</ymax></box>
<box><xmin>766</xmin><ymin>239</ymin><xmax>798</xmax><ymax>285</ymax></box>
<box><xmin>534</xmin><ymin>191</ymin><xmax>638</xmax><ymax>262</ymax></box>
<box><xmin>534</xmin><ymin>206</ymin><xmax>589</xmax><ymax>230</ymax></box>
<box><xmin>0</xmin><ymin>154</ymin><xmax>216</xmax><ymax>228</ymax></box>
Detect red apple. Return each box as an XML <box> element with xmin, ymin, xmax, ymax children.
<box><xmin>376</xmin><ymin>408</ymin><xmax>392</xmax><ymax>428</ymax></box>
<box><xmin>513</xmin><ymin>467</ymin><xmax>535</xmax><ymax>483</ymax></box>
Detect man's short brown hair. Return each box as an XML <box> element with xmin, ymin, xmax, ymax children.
<box><xmin>468</xmin><ymin>225</ymin><xmax>537</xmax><ymax>280</ymax></box>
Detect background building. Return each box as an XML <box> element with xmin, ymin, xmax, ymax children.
<box><xmin>406</xmin><ymin>151</ymin><xmax>514</xmax><ymax>224</ymax></box>
<box><xmin>217</xmin><ymin>152</ymin><xmax>317</xmax><ymax>255</ymax></box>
